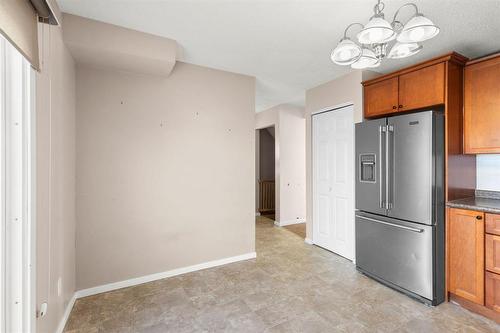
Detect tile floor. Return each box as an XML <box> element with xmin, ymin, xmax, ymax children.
<box><xmin>64</xmin><ymin>216</ymin><xmax>499</xmax><ymax>332</ymax></box>
<box><xmin>283</xmin><ymin>222</ymin><xmax>306</xmax><ymax>239</ymax></box>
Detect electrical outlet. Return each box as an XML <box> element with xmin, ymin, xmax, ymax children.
<box><xmin>38</xmin><ymin>302</ymin><xmax>48</xmax><ymax>318</ymax></box>
<box><xmin>57</xmin><ymin>277</ymin><xmax>62</xmax><ymax>296</ymax></box>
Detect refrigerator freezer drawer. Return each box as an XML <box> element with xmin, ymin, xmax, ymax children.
<box><xmin>355</xmin><ymin>213</ymin><xmax>434</xmax><ymax>301</ymax></box>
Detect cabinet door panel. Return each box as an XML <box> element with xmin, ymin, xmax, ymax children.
<box><xmin>486</xmin><ymin>213</ymin><xmax>500</xmax><ymax>236</ymax></box>
<box><xmin>486</xmin><ymin>272</ymin><xmax>500</xmax><ymax>313</ymax></box>
<box><xmin>486</xmin><ymin>234</ymin><xmax>500</xmax><ymax>274</ymax></box>
<box><xmin>364</xmin><ymin>77</ymin><xmax>398</xmax><ymax>118</ymax></box>
<box><xmin>398</xmin><ymin>62</ymin><xmax>445</xmax><ymax>112</ymax></box>
<box><xmin>464</xmin><ymin>56</ymin><xmax>500</xmax><ymax>153</ymax></box>
<box><xmin>448</xmin><ymin>208</ymin><xmax>484</xmax><ymax>305</ymax></box>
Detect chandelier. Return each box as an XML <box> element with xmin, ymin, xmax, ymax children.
<box><xmin>331</xmin><ymin>1</ymin><xmax>440</xmax><ymax>69</ymax></box>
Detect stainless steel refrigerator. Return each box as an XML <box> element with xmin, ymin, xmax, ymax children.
<box><xmin>355</xmin><ymin>110</ymin><xmax>445</xmax><ymax>305</ymax></box>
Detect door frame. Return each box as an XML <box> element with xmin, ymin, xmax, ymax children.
<box><xmin>255</xmin><ymin>126</ymin><xmax>277</xmax><ymax>221</ymax></box>
<box><xmin>311</xmin><ymin>102</ymin><xmax>356</xmax><ymax>262</ymax></box>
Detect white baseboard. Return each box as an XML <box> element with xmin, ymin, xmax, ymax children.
<box><xmin>304</xmin><ymin>238</ymin><xmax>313</xmax><ymax>245</ymax></box>
<box><xmin>55</xmin><ymin>293</ymin><xmax>77</xmax><ymax>333</ymax></box>
<box><xmin>55</xmin><ymin>252</ymin><xmax>257</xmax><ymax>331</ymax></box>
<box><xmin>278</xmin><ymin>218</ymin><xmax>306</xmax><ymax>227</ymax></box>
<box><xmin>75</xmin><ymin>252</ymin><xmax>257</xmax><ymax>299</ymax></box>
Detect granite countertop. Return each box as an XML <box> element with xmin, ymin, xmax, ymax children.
<box><xmin>446</xmin><ymin>190</ymin><xmax>500</xmax><ymax>214</ymax></box>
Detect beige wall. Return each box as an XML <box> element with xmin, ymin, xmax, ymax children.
<box><xmin>75</xmin><ymin>62</ymin><xmax>256</xmax><ymax>290</ymax></box>
<box><xmin>36</xmin><ymin>22</ymin><xmax>76</xmax><ymax>333</ymax></box>
<box><xmin>255</xmin><ymin>104</ymin><xmax>306</xmax><ymax>225</ymax></box>
<box><xmin>304</xmin><ymin>70</ymin><xmax>377</xmax><ymax>240</ymax></box>
<box><xmin>63</xmin><ymin>14</ymin><xmax>178</xmax><ymax>77</ymax></box>
<box><xmin>278</xmin><ymin>106</ymin><xmax>306</xmax><ymax>224</ymax></box>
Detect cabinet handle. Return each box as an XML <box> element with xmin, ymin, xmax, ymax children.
<box><xmin>476</xmin><ymin>215</ymin><xmax>482</xmax><ymax>220</ymax></box>
<box><xmin>392</xmin><ymin>106</ymin><xmax>397</xmax><ymax>109</ymax></box>
<box><xmin>398</xmin><ymin>105</ymin><xmax>403</xmax><ymax>108</ymax></box>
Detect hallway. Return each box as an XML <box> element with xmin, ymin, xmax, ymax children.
<box><xmin>64</xmin><ymin>216</ymin><xmax>498</xmax><ymax>332</ymax></box>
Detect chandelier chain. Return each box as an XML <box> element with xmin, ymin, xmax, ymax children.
<box><xmin>374</xmin><ymin>0</ymin><xmax>385</xmax><ymax>16</ymax></box>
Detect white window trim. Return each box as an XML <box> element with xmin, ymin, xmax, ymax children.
<box><xmin>0</xmin><ymin>35</ymin><xmax>35</xmax><ymax>333</ymax></box>
<box><xmin>0</xmin><ymin>35</ymin><xmax>5</xmax><ymax>333</ymax></box>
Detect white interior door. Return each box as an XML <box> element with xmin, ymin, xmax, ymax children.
<box><xmin>312</xmin><ymin>105</ymin><xmax>355</xmax><ymax>260</ymax></box>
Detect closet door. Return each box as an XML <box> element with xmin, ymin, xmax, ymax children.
<box><xmin>312</xmin><ymin>105</ymin><xmax>355</xmax><ymax>260</ymax></box>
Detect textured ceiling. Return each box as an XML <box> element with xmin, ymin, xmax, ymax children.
<box><xmin>57</xmin><ymin>0</ymin><xmax>500</xmax><ymax>111</ymax></box>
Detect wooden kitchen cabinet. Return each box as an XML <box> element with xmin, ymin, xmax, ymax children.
<box><xmin>464</xmin><ymin>54</ymin><xmax>500</xmax><ymax>153</ymax></box>
<box><xmin>448</xmin><ymin>208</ymin><xmax>485</xmax><ymax>305</ymax></box>
<box><xmin>486</xmin><ymin>272</ymin><xmax>500</xmax><ymax>313</ymax></box>
<box><xmin>486</xmin><ymin>234</ymin><xmax>500</xmax><ymax>275</ymax></box>
<box><xmin>398</xmin><ymin>62</ymin><xmax>445</xmax><ymax>112</ymax></box>
<box><xmin>363</xmin><ymin>77</ymin><xmax>399</xmax><ymax>118</ymax></box>
<box><xmin>363</xmin><ymin>53</ymin><xmax>467</xmax><ymax>119</ymax></box>
<box><xmin>486</xmin><ymin>213</ymin><xmax>500</xmax><ymax>236</ymax></box>
<box><xmin>363</xmin><ymin>62</ymin><xmax>446</xmax><ymax>116</ymax></box>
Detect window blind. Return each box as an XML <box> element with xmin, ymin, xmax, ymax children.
<box><xmin>0</xmin><ymin>0</ymin><xmax>58</xmax><ymax>70</ymax></box>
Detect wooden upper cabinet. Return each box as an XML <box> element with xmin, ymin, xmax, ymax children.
<box><xmin>448</xmin><ymin>208</ymin><xmax>485</xmax><ymax>305</ymax></box>
<box><xmin>464</xmin><ymin>54</ymin><xmax>500</xmax><ymax>153</ymax></box>
<box><xmin>364</xmin><ymin>77</ymin><xmax>399</xmax><ymax>118</ymax></box>
<box><xmin>363</xmin><ymin>53</ymin><xmax>467</xmax><ymax>119</ymax></box>
<box><xmin>398</xmin><ymin>63</ymin><xmax>445</xmax><ymax>112</ymax></box>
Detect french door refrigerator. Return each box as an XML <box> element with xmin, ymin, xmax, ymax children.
<box><xmin>355</xmin><ymin>110</ymin><xmax>445</xmax><ymax>305</ymax></box>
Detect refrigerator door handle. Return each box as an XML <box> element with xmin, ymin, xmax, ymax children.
<box><xmin>379</xmin><ymin>125</ymin><xmax>386</xmax><ymax>209</ymax></box>
<box><xmin>356</xmin><ymin>215</ymin><xmax>424</xmax><ymax>233</ymax></box>
<box><xmin>386</xmin><ymin>124</ymin><xmax>394</xmax><ymax>210</ymax></box>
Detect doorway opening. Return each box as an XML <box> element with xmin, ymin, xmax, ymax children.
<box><xmin>256</xmin><ymin>126</ymin><xmax>276</xmax><ymax>221</ymax></box>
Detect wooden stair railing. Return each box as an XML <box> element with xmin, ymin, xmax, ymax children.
<box><xmin>259</xmin><ymin>180</ymin><xmax>275</xmax><ymax>213</ymax></box>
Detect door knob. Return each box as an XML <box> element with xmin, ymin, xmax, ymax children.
<box><xmin>398</xmin><ymin>105</ymin><xmax>403</xmax><ymax>108</ymax></box>
<box><xmin>476</xmin><ymin>215</ymin><xmax>482</xmax><ymax>220</ymax></box>
<box><xmin>392</xmin><ymin>106</ymin><xmax>397</xmax><ymax>109</ymax></box>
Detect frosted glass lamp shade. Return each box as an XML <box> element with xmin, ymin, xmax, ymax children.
<box><xmin>351</xmin><ymin>48</ymin><xmax>380</xmax><ymax>69</ymax></box>
<box><xmin>331</xmin><ymin>38</ymin><xmax>362</xmax><ymax>65</ymax></box>
<box><xmin>397</xmin><ymin>15</ymin><xmax>439</xmax><ymax>43</ymax></box>
<box><xmin>387</xmin><ymin>42</ymin><xmax>422</xmax><ymax>59</ymax></box>
<box><xmin>357</xmin><ymin>16</ymin><xmax>396</xmax><ymax>44</ymax></box>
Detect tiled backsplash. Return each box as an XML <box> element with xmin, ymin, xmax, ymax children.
<box><xmin>477</xmin><ymin>154</ymin><xmax>500</xmax><ymax>191</ymax></box>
